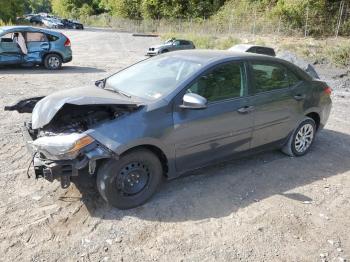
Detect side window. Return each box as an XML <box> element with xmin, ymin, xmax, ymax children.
<box><xmin>0</xmin><ymin>33</ymin><xmax>14</xmax><ymax>42</ymax></box>
<box><xmin>47</xmin><ymin>34</ymin><xmax>59</xmax><ymax>42</ymax></box>
<box><xmin>247</xmin><ymin>47</ymin><xmax>256</xmax><ymax>54</ymax></box>
<box><xmin>287</xmin><ymin>70</ymin><xmax>302</xmax><ymax>86</ymax></box>
<box><xmin>251</xmin><ymin>62</ymin><xmax>289</xmax><ymax>93</ymax></box>
<box><xmin>187</xmin><ymin>62</ymin><xmax>245</xmax><ymax>102</ymax></box>
<box><xmin>26</xmin><ymin>32</ymin><xmax>47</xmax><ymax>42</ymax></box>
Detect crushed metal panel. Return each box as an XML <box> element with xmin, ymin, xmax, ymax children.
<box><xmin>31</xmin><ymin>86</ymin><xmax>144</xmax><ymax>129</ymax></box>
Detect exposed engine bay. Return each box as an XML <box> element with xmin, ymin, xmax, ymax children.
<box><xmin>5</xmin><ymin>96</ymin><xmax>140</xmax><ymax>138</ymax></box>
<box><xmin>35</xmin><ymin>104</ymin><xmax>132</xmax><ymax>138</ymax></box>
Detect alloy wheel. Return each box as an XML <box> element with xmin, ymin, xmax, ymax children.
<box><xmin>294</xmin><ymin>123</ymin><xmax>314</xmax><ymax>153</ymax></box>
<box><xmin>48</xmin><ymin>57</ymin><xmax>60</xmax><ymax>69</ymax></box>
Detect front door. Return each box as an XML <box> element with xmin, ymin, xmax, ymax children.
<box><xmin>0</xmin><ymin>33</ymin><xmax>23</xmax><ymax>65</ymax></box>
<box><xmin>25</xmin><ymin>31</ymin><xmax>50</xmax><ymax>63</ymax></box>
<box><xmin>172</xmin><ymin>61</ymin><xmax>254</xmax><ymax>173</ymax></box>
<box><xmin>248</xmin><ymin>61</ymin><xmax>302</xmax><ymax>148</ymax></box>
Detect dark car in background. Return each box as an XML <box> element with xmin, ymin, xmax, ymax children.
<box><xmin>229</xmin><ymin>44</ymin><xmax>276</xmax><ymax>56</ymax></box>
<box><xmin>0</xmin><ymin>26</ymin><xmax>72</xmax><ymax>69</ymax></box>
<box><xmin>6</xmin><ymin>50</ymin><xmax>332</xmax><ymax>209</ymax></box>
<box><xmin>147</xmin><ymin>38</ymin><xmax>195</xmax><ymax>56</ymax></box>
<box><xmin>61</xmin><ymin>19</ymin><xmax>84</xmax><ymax>30</ymax></box>
<box><xmin>29</xmin><ymin>15</ymin><xmax>44</xmax><ymax>25</ymax></box>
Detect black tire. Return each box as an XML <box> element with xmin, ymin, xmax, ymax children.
<box><xmin>282</xmin><ymin>117</ymin><xmax>316</xmax><ymax>157</ymax></box>
<box><xmin>44</xmin><ymin>54</ymin><xmax>62</xmax><ymax>70</ymax></box>
<box><xmin>97</xmin><ymin>149</ymin><xmax>164</xmax><ymax>209</ymax></box>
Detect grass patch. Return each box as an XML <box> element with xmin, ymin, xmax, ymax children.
<box><xmin>326</xmin><ymin>44</ymin><xmax>350</xmax><ymax>67</ymax></box>
<box><xmin>0</xmin><ymin>19</ymin><xmax>13</xmax><ymax>26</ymax></box>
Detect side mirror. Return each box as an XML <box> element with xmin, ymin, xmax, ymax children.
<box><xmin>179</xmin><ymin>93</ymin><xmax>207</xmax><ymax>110</ymax></box>
<box><xmin>95</xmin><ymin>79</ymin><xmax>105</xmax><ymax>88</ymax></box>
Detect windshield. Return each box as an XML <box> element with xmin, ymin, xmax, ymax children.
<box><xmin>105</xmin><ymin>56</ymin><xmax>203</xmax><ymax>100</ymax></box>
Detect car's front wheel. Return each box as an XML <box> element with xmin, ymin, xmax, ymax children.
<box><xmin>282</xmin><ymin>117</ymin><xmax>316</xmax><ymax>157</ymax></box>
<box><xmin>97</xmin><ymin>149</ymin><xmax>164</xmax><ymax>209</ymax></box>
<box><xmin>44</xmin><ymin>54</ymin><xmax>62</xmax><ymax>70</ymax></box>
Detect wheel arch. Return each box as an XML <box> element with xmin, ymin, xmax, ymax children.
<box><xmin>43</xmin><ymin>51</ymin><xmax>63</xmax><ymax>61</ymax></box>
<box><xmin>305</xmin><ymin>112</ymin><xmax>321</xmax><ymax>130</ymax></box>
<box><xmin>120</xmin><ymin>144</ymin><xmax>170</xmax><ymax>178</ymax></box>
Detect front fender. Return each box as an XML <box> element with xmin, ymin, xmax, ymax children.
<box><xmin>85</xmin><ymin>108</ymin><xmax>177</xmax><ymax>178</ymax></box>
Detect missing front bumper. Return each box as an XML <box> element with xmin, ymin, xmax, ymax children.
<box><xmin>34</xmin><ymin>157</ymin><xmax>81</xmax><ymax>188</ymax></box>
<box><xmin>23</xmin><ymin>122</ymin><xmax>114</xmax><ymax>188</ymax></box>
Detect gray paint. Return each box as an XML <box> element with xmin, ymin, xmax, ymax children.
<box><xmin>28</xmin><ymin>50</ymin><xmax>332</xmax><ymax>178</ymax></box>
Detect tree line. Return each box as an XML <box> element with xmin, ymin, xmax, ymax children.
<box><xmin>0</xmin><ymin>0</ymin><xmax>348</xmax><ymax>36</ymax></box>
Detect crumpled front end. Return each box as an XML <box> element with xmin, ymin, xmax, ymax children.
<box><xmin>23</xmin><ymin>120</ymin><xmax>113</xmax><ymax>188</ymax></box>
<box><xmin>5</xmin><ymin>87</ymin><xmax>144</xmax><ymax>188</ymax></box>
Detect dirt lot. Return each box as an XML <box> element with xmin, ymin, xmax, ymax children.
<box><xmin>0</xmin><ymin>28</ymin><xmax>349</xmax><ymax>262</ymax></box>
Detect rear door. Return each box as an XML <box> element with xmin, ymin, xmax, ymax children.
<box><xmin>248</xmin><ymin>61</ymin><xmax>303</xmax><ymax>148</ymax></box>
<box><xmin>0</xmin><ymin>33</ymin><xmax>23</xmax><ymax>65</ymax></box>
<box><xmin>25</xmin><ymin>31</ymin><xmax>50</xmax><ymax>63</ymax></box>
<box><xmin>179</xmin><ymin>40</ymin><xmax>193</xmax><ymax>50</ymax></box>
<box><xmin>172</xmin><ymin>61</ymin><xmax>254</xmax><ymax>172</ymax></box>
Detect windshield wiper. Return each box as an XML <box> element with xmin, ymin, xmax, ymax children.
<box><xmin>104</xmin><ymin>87</ymin><xmax>132</xmax><ymax>98</ymax></box>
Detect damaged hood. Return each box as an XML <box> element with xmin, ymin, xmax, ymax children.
<box><xmin>32</xmin><ymin>86</ymin><xmax>144</xmax><ymax>129</ymax></box>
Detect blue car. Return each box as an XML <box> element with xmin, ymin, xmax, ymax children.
<box><xmin>0</xmin><ymin>26</ymin><xmax>72</xmax><ymax>70</ymax></box>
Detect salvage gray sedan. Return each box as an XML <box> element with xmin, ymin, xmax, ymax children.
<box><xmin>5</xmin><ymin>50</ymin><xmax>332</xmax><ymax>209</ymax></box>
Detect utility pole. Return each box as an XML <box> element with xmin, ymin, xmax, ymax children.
<box><xmin>305</xmin><ymin>4</ymin><xmax>309</xmax><ymax>37</ymax></box>
<box><xmin>336</xmin><ymin>0</ymin><xmax>345</xmax><ymax>38</ymax></box>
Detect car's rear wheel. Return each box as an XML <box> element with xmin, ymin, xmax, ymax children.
<box><xmin>97</xmin><ymin>149</ymin><xmax>164</xmax><ymax>209</ymax></box>
<box><xmin>44</xmin><ymin>54</ymin><xmax>62</xmax><ymax>70</ymax></box>
<box><xmin>282</xmin><ymin>117</ymin><xmax>316</xmax><ymax>157</ymax></box>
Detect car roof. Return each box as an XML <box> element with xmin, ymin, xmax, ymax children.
<box><xmin>162</xmin><ymin>49</ymin><xmax>281</xmax><ymax>64</ymax></box>
<box><xmin>0</xmin><ymin>26</ymin><xmax>61</xmax><ymax>36</ymax></box>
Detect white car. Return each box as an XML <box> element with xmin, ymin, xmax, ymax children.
<box><xmin>42</xmin><ymin>18</ymin><xmax>64</xmax><ymax>29</ymax></box>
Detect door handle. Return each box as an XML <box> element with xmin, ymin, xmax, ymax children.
<box><xmin>40</xmin><ymin>43</ymin><xmax>49</xmax><ymax>50</ymax></box>
<box><xmin>294</xmin><ymin>94</ymin><xmax>306</xmax><ymax>101</ymax></box>
<box><xmin>237</xmin><ymin>106</ymin><xmax>255</xmax><ymax>114</ymax></box>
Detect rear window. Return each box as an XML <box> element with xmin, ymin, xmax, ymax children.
<box><xmin>251</xmin><ymin>62</ymin><xmax>289</xmax><ymax>93</ymax></box>
<box><xmin>287</xmin><ymin>70</ymin><xmax>302</xmax><ymax>86</ymax></box>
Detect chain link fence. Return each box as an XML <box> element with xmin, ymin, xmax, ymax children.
<box><xmin>83</xmin><ymin>1</ymin><xmax>350</xmax><ymax>38</ymax></box>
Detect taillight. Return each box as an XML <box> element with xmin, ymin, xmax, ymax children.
<box><xmin>62</xmin><ymin>33</ymin><xmax>71</xmax><ymax>47</ymax></box>
<box><xmin>64</xmin><ymin>38</ymin><xmax>71</xmax><ymax>47</ymax></box>
<box><xmin>324</xmin><ymin>86</ymin><xmax>332</xmax><ymax>95</ymax></box>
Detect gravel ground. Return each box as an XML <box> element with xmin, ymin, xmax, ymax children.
<box><xmin>0</xmin><ymin>28</ymin><xmax>349</xmax><ymax>262</ymax></box>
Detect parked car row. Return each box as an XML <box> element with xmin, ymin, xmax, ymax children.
<box><xmin>18</xmin><ymin>13</ymin><xmax>84</xmax><ymax>30</ymax></box>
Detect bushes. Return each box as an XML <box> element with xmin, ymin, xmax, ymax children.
<box><xmin>327</xmin><ymin>44</ymin><xmax>350</xmax><ymax>67</ymax></box>
<box><xmin>0</xmin><ymin>0</ymin><xmax>25</xmax><ymax>23</ymax></box>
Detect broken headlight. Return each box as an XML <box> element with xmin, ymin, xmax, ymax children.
<box><xmin>30</xmin><ymin>133</ymin><xmax>95</xmax><ymax>159</ymax></box>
